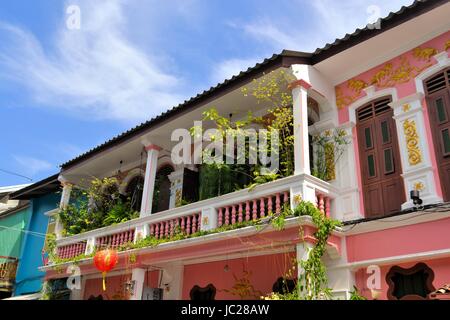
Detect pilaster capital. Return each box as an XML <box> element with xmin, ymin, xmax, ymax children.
<box><xmin>288</xmin><ymin>79</ymin><xmax>312</xmax><ymax>91</ymax></box>
<box><xmin>144</xmin><ymin>144</ymin><xmax>162</xmax><ymax>152</ymax></box>
<box><xmin>58</xmin><ymin>175</ymin><xmax>73</xmax><ymax>188</ymax></box>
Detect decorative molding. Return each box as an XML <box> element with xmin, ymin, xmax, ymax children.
<box><xmin>403</xmin><ymin>119</ymin><xmax>422</xmax><ymax>166</ymax></box>
<box><xmin>347</xmin><ymin>87</ymin><xmax>398</xmax><ymax>124</ymax></box>
<box><xmin>288</xmin><ymin>79</ymin><xmax>312</xmax><ymax>91</ymax></box>
<box><xmin>336</xmin><ymin>42</ymin><xmax>449</xmax><ymax>110</ymax></box>
<box><xmin>415</xmin><ymin>51</ymin><xmax>450</xmax><ymax>94</ymax></box>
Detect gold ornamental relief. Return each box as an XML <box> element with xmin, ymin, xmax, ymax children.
<box><xmin>335</xmin><ymin>41</ymin><xmax>449</xmax><ymax>110</ymax></box>
<box><xmin>403</xmin><ymin>119</ymin><xmax>422</xmax><ymax>166</ymax></box>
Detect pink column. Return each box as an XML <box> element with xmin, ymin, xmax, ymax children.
<box><xmin>225</xmin><ymin>207</ymin><xmax>230</xmax><ymax>225</ymax></box>
<box><xmin>275</xmin><ymin>193</ymin><xmax>281</xmax><ymax>215</ymax></box>
<box><xmin>231</xmin><ymin>205</ymin><xmax>236</xmax><ymax>225</ymax></box>
<box><xmin>155</xmin><ymin>224</ymin><xmax>160</xmax><ymax>239</ymax></box>
<box><xmin>318</xmin><ymin>194</ymin><xmax>325</xmax><ymax>214</ymax></box>
<box><xmin>159</xmin><ymin>222</ymin><xmax>164</xmax><ymax>239</ymax></box>
<box><xmin>267</xmin><ymin>196</ymin><xmax>273</xmax><ymax>215</ymax></box>
<box><xmin>252</xmin><ymin>199</ymin><xmax>258</xmax><ymax>220</ymax></box>
<box><xmin>192</xmin><ymin>214</ymin><xmax>197</xmax><ymax>233</ymax></box>
<box><xmin>260</xmin><ymin>198</ymin><xmax>265</xmax><ymax>218</ymax></box>
<box><xmin>238</xmin><ymin>203</ymin><xmax>243</xmax><ymax>223</ymax></box>
<box><xmin>186</xmin><ymin>216</ymin><xmax>191</xmax><ymax>235</ymax></box>
<box><xmin>120</xmin><ymin>232</ymin><xmax>125</xmax><ymax>246</ymax></box>
<box><xmin>165</xmin><ymin>221</ymin><xmax>169</xmax><ymax>238</ymax></box>
<box><xmin>325</xmin><ymin>197</ymin><xmax>331</xmax><ymax>218</ymax></box>
<box><xmin>170</xmin><ymin>220</ymin><xmax>174</xmax><ymax>237</ymax></box>
<box><xmin>218</xmin><ymin>208</ymin><xmax>223</xmax><ymax>227</ymax></box>
<box><xmin>150</xmin><ymin>224</ymin><xmax>155</xmax><ymax>237</ymax></box>
<box><xmin>245</xmin><ymin>201</ymin><xmax>250</xmax><ymax>221</ymax></box>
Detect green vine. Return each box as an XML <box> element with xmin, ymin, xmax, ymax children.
<box><xmin>59</xmin><ymin>177</ymin><xmax>139</xmax><ymax>236</ymax></box>
<box><xmin>263</xmin><ymin>201</ymin><xmax>342</xmax><ymax>300</ymax></box>
<box><xmin>311</xmin><ymin>129</ymin><xmax>350</xmax><ymax>181</ymax></box>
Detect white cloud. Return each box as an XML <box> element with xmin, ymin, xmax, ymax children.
<box><xmin>211</xmin><ymin>58</ymin><xmax>262</xmax><ymax>84</ymax></box>
<box><xmin>237</xmin><ymin>0</ymin><xmax>415</xmax><ymax>52</ymax></box>
<box><xmin>13</xmin><ymin>155</ymin><xmax>53</xmax><ymax>176</ymax></box>
<box><xmin>0</xmin><ymin>0</ymin><xmax>183</xmax><ymax>122</ymax></box>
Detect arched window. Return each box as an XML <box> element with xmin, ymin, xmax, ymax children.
<box><xmin>152</xmin><ymin>165</ymin><xmax>174</xmax><ymax>213</ymax></box>
<box><xmin>125</xmin><ymin>175</ymin><xmax>144</xmax><ymax>212</ymax></box>
<box><xmin>190</xmin><ymin>284</ymin><xmax>216</xmax><ymax>301</ymax></box>
<box><xmin>386</xmin><ymin>263</ymin><xmax>435</xmax><ymax>300</ymax></box>
<box><xmin>272</xmin><ymin>277</ymin><xmax>296</xmax><ymax>295</ymax></box>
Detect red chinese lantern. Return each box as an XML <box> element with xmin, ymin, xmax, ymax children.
<box><xmin>94</xmin><ymin>249</ymin><xmax>118</xmax><ymax>291</ymax></box>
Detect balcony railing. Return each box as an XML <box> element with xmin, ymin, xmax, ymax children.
<box><xmin>49</xmin><ymin>174</ymin><xmax>338</xmax><ymax>264</ymax></box>
<box><xmin>0</xmin><ymin>256</ymin><xmax>18</xmax><ymax>291</ymax></box>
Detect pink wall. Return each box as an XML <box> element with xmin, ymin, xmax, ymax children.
<box><xmin>336</xmin><ymin>32</ymin><xmax>450</xmax><ymax>124</ymax></box>
<box><xmin>335</xmin><ymin>32</ymin><xmax>449</xmax><ymax>213</ymax></box>
<box><xmin>182</xmin><ymin>252</ymin><xmax>296</xmax><ymax>300</ymax></box>
<box><xmin>83</xmin><ymin>274</ymin><xmax>130</xmax><ymax>300</ymax></box>
<box><xmin>82</xmin><ymin>270</ymin><xmax>160</xmax><ymax>300</ymax></box>
<box><xmin>354</xmin><ymin>257</ymin><xmax>450</xmax><ymax>300</ymax></box>
<box><xmin>346</xmin><ymin>217</ymin><xmax>450</xmax><ymax>262</ymax></box>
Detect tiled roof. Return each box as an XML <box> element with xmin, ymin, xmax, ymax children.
<box><xmin>60</xmin><ymin>0</ymin><xmax>445</xmax><ymax>169</ymax></box>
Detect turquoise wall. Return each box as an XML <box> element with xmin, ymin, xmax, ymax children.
<box><xmin>0</xmin><ymin>206</ymin><xmax>31</xmax><ymax>259</ymax></box>
<box><xmin>14</xmin><ymin>192</ymin><xmax>59</xmax><ymax>296</ymax></box>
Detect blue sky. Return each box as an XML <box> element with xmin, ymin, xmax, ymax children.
<box><xmin>0</xmin><ymin>0</ymin><xmax>414</xmax><ymax>186</ymax></box>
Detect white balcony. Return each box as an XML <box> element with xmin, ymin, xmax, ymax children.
<box><xmin>48</xmin><ymin>173</ymin><xmax>338</xmax><ymax>265</ymax></box>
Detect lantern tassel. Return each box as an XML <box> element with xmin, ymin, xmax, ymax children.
<box><xmin>102</xmin><ymin>271</ymin><xmax>107</xmax><ymax>291</ymax></box>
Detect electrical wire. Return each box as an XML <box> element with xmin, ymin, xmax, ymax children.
<box><xmin>0</xmin><ymin>168</ymin><xmax>33</xmax><ymax>182</ymax></box>
<box><xmin>0</xmin><ymin>225</ymin><xmax>48</xmax><ymax>238</ymax></box>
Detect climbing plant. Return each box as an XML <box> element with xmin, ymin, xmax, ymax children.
<box><xmin>311</xmin><ymin>129</ymin><xmax>350</xmax><ymax>181</ymax></box>
<box><xmin>263</xmin><ymin>201</ymin><xmax>342</xmax><ymax>300</ymax></box>
<box><xmin>58</xmin><ymin>177</ymin><xmax>139</xmax><ymax>236</ymax></box>
<box><xmin>191</xmin><ymin>70</ymin><xmax>295</xmax><ymax>199</ymax></box>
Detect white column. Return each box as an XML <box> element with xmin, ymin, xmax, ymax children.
<box><xmin>334</xmin><ymin>122</ymin><xmax>363</xmax><ymax>221</ymax></box>
<box><xmin>56</xmin><ymin>180</ymin><xmax>73</xmax><ymax>239</ymax></box>
<box><xmin>161</xmin><ymin>262</ymin><xmax>184</xmax><ymax>300</ymax></box>
<box><xmin>296</xmin><ymin>241</ymin><xmax>314</xmax><ymax>296</ymax></box>
<box><xmin>291</xmin><ymin>80</ymin><xmax>311</xmax><ymax>175</ymax></box>
<box><xmin>129</xmin><ymin>268</ymin><xmax>146</xmax><ymax>300</ymax></box>
<box><xmin>391</xmin><ymin>93</ymin><xmax>443</xmax><ymax>209</ymax></box>
<box><xmin>140</xmin><ymin>144</ymin><xmax>161</xmax><ymax>217</ymax></box>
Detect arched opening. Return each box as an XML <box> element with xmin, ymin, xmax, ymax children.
<box><xmin>424</xmin><ymin>67</ymin><xmax>450</xmax><ymax>201</ymax></box>
<box><xmin>189</xmin><ymin>284</ymin><xmax>216</xmax><ymax>301</ymax></box>
<box><xmin>152</xmin><ymin>165</ymin><xmax>174</xmax><ymax>213</ymax></box>
<box><xmin>386</xmin><ymin>263</ymin><xmax>435</xmax><ymax>300</ymax></box>
<box><xmin>125</xmin><ymin>175</ymin><xmax>145</xmax><ymax>212</ymax></box>
<box><xmin>356</xmin><ymin>96</ymin><xmax>405</xmax><ymax>217</ymax></box>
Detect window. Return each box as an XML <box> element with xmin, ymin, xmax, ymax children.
<box><xmin>367</xmin><ymin>154</ymin><xmax>376</xmax><ymax>177</ymax></box>
<box><xmin>386</xmin><ymin>263</ymin><xmax>435</xmax><ymax>300</ymax></box>
<box><xmin>435</xmin><ymin>98</ymin><xmax>448</xmax><ymax>123</ymax></box>
<box><xmin>364</xmin><ymin>127</ymin><xmax>373</xmax><ymax>149</ymax></box>
<box><xmin>442</xmin><ymin>128</ymin><xmax>450</xmax><ymax>156</ymax></box>
<box><xmin>383</xmin><ymin>148</ymin><xmax>394</xmax><ymax>174</ymax></box>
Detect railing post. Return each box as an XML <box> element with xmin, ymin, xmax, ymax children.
<box><xmin>200</xmin><ymin>207</ymin><xmax>218</xmax><ymax>231</ymax></box>
<box><xmin>290</xmin><ymin>180</ymin><xmax>316</xmax><ymax>210</ymax></box>
<box><xmin>85</xmin><ymin>237</ymin><xmax>96</xmax><ymax>255</ymax></box>
<box><xmin>134</xmin><ymin>224</ymin><xmax>149</xmax><ymax>243</ymax></box>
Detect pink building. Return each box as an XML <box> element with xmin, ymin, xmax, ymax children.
<box><xmin>41</xmin><ymin>0</ymin><xmax>450</xmax><ymax>300</ymax></box>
